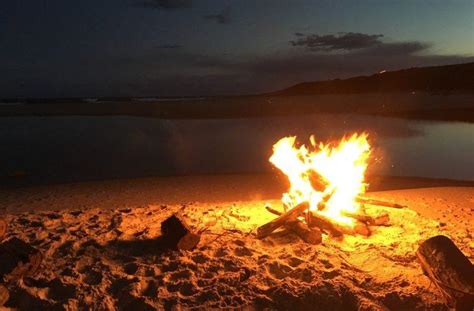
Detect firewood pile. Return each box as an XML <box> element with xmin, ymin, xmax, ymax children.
<box><xmin>256</xmin><ymin>196</ymin><xmax>401</xmax><ymax>244</ymax></box>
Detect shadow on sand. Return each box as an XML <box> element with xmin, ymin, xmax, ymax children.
<box><xmin>106</xmin><ymin>235</ymin><xmax>181</xmax><ymax>257</ymax></box>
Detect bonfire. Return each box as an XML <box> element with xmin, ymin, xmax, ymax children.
<box><xmin>257</xmin><ymin>133</ymin><xmax>402</xmax><ymax>243</ymax></box>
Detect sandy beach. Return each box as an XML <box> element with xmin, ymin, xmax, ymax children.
<box><xmin>2</xmin><ymin>2</ymin><xmax>474</xmax><ymax>310</ymax></box>
<box><xmin>0</xmin><ymin>174</ymin><xmax>472</xmax><ymax>310</ymax></box>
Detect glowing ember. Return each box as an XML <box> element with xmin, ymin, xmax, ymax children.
<box><xmin>269</xmin><ymin>133</ymin><xmax>371</xmax><ymax>226</ymax></box>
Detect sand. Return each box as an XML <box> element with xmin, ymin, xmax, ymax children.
<box><xmin>0</xmin><ymin>174</ymin><xmax>473</xmax><ymax>310</ymax></box>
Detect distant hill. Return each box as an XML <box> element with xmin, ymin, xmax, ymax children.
<box><xmin>273</xmin><ymin>62</ymin><xmax>474</xmax><ymax>96</ymax></box>
<box><xmin>1</xmin><ymin>62</ymin><xmax>473</xmax><ymax>123</ymax></box>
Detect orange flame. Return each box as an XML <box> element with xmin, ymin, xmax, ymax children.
<box><xmin>269</xmin><ymin>133</ymin><xmax>371</xmax><ymax>226</ymax></box>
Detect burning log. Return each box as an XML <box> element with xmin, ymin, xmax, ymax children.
<box><xmin>0</xmin><ymin>238</ymin><xmax>43</xmax><ymax>281</ymax></box>
<box><xmin>306</xmin><ymin>212</ymin><xmax>374</xmax><ymax>237</ymax></box>
<box><xmin>353</xmin><ymin>221</ymin><xmax>371</xmax><ymax>237</ymax></box>
<box><xmin>416</xmin><ymin>235</ymin><xmax>474</xmax><ymax>310</ymax></box>
<box><xmin>257</xmin><ymin>202</ymin><xmax>309</xmax><ymax>239</ymax></box>
<box><xmin>161</xmin><ymin>215</ymin><xmax>200</xmax><ymax>251</ymax></box>
<box><xmin>341</xmin><ymin>211</ymin><xmax>390</xmax><ymax>226</ymax></box>
<box><xmin>265</xmin><ymin>205</ymin><xmax>322</xmax><ymax>244</ymax></box>
<box><xmin>286</xmin><ymin>221</ymin><xmax>322</xmax><ymax>244</ymax></box>
<box><xmin>309</xmin><ymin>171</ymin><xmax>328</xmax><ymax>192</ymax></box>
<box><xmin>306</xmin><ymin>212</ymin><xmax>344</xmax><ymax>239</ymax></box>
<box><xmin>356</xmin><ymin>197</ymin><xmax>406</xmax><ymax>209</ymax></box>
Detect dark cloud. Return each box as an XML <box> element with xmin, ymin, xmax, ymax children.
<box><xmin>290</xmin><ymin>32</ymin><xmax>384</xmax><ymax>51</ymax></box>
<box><xmin>203</xmin><ymin>7</ymin><xmax>231</xmax><ymax>24</ymax></box>
<box><xmin>133</xmin><ymin>0</ymin><xmax>192</xmax><ymax>9</ymax></box>
<box><xmin>156</xmin><ymin>44</ymin><xmax>182</xmax><ymax>49</ymax></box>
<box><xmin>359</xmin><ymin>41</ymin><xmax>431</xmax><ymax>55</ymax></box>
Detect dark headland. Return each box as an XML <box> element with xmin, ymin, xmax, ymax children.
<box><xmin>1</xmin><ymin>62</ymin><xmax>473</xmax><ymax>122</ymax></box>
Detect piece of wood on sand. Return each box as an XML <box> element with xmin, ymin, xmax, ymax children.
<box><xmin>341</xmin><ymin>211</ymin><xmax>390</xmax><ymax>226</ymax></box>
<box><xmin>307</xmin><ymin>211</ymin><xmax>371</xmax><ymax>237</ymax></box>
<box><xmin>0</xmin><ymin>218</ymin><xmax>7</xmax><ymax>241</ymax></box>
<box><xmin>257</xmin><ymin>202</ymin><xmax>309</xmax><ymax>239</ymax></box>
<box><xmin>352</xmin><ymin>221</ymin><xmax>371</xmax><ymax>237</ymax></box>
<box><xmin>356</xmin><ymin>197</ymin><xmax>406</xmax><ymax>209</ymax></box>
<box><xmin>161</xmin><ymin>214</ymin><xmax>200</xmax><ymax>251</ymax></box>
<box><xmin>306</xmin><ymin>212</ymin><xmax>345</xmax><ymax>239</ymax></box>
<box><xmin>416</xmin><ymin>235</ymin><xmax>474</xmax><ymax>310</ymax></box>
<box><xmin>0</xmin><ymin>284</ymin><xmax>8</xmax><ymax>307</ymax></box>
<box><xmin>0</xmin><ymin>237</ymin><xmax>43</xmax><ymax>281</ymax></box>
<box><xmin>265</xmin><ymin>205</ymin><xmax>322</xmax><ymax>244</ymax></box>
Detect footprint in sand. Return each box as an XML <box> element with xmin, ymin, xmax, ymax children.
<box><xmin>82</xmin><ymin>269</ymin><xmax>103</xmax><ymax>285</ymax></box>
<box><xmin>321</xmin><ymin>270</ymin><xmax>340</xmax><ymax>280</ymax></box>
<box><xmin>168</xmin><ymin>269</ymin><xmax>192</xmax><ymax>282</ymax></box>
<box><xmin>166</xmin><ymin>280</ymin><xmax>197</xmax><ymax>297</ymax></box>
<box><xmin>54</xmin><ymin>240</ymin><xmax>75</xmax><ymax>257</ymax></box>
<box><xmin>108</xmin><ymin>276</ymin><xmax>139</xmax><ymax>297</ymax></box>
<box><xmin>223</xmin><ymin>259</ymin><xmax>241</xmax><ymax>272</ymax></box>
<box><xmin>290</xmin><ymin>267</ymin><xmax>314</xmax><ymax>282</ymax></box>
<box><xmin>123</xmin><ymin>262</ymin><xmax>139</xmax><ymax>275</ymax></box>
<box><xmin>46</xmin><ymin>278</ymin><xmax>77</xmax><ymax>302</ymax></box>
<box><xmin>287</xmin><ymin>257</ymin><xmax>304</xmax><ymax>267</ymax></box>
<box><xmin>116</xmin><ymin>292</ymin><xmax>155</xmax><ymax>311</ymax></box>
<box><xmin>233</xmin><ymin>246</ymin><xmax>253</xmax><ymax>257</ymax></box>
<box><xmin>141</xmin><ymin>280</ymin><xmax>160</xmax><ymax>298</ymax></box>
<box><xmin>267</xmin><ymin>261</ymin><xmax>293</xmax><ymax>279</ymax></box>
<box><xmin>191</xmin><ymin>253</ymin><xmax>209</xmax><ymax>264</ymax></box>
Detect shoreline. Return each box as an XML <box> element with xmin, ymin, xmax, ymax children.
<box><xmin>2</xmin><ymin>173</ymin><xmax>474</xmax><ymax>214</ymax></box>
<box><xmin>1</xmin><ymin>93</ymin><xmax>474</xmax><ymax>123</ymax></box>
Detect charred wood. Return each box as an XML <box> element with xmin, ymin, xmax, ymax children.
<box><xmin>257</xmin><ymin>202</ymin><xmax>309</xmax><ymax>239</ymax></box>
<box><xmin>286</xmin><ymin>221</ymin><xmax>322</xmax><ymax>244</ymax></box>
<box><xmin>306</xmin><ymin>212</ymin><xmax>344</xmax><ymax>239</ymax></box>
<box><xmin>264</xmin><ymin>205</ymin><xmax>322</xmax><ymax>244</ymax></box>
<box><xmin>341</xmin><ymin>211</ymin><xmax>390</xmax><ymax>226</ymax></box>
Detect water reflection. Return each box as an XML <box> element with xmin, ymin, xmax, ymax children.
<box><xmin>0</xmin><ymin>114</ymin><xmax>472</xmax><ymax>185</ymax></box>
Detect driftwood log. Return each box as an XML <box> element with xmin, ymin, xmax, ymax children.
<box><xmin>416</xmin><ymin>235</ymin><xmax>474</xmax><ymax>310</ymax></box>
<box><xmin>0</xmin><ymin>218</ymin><xmax>7</xmax><ymax>241</ymax></box>
<box><xmin>257</xmin><ymin>202</ymin><xmax>309</xmax><ymax>239</ymax></box>
<box><xmin>342</xmin><ymin>211</ymin><xmax>390</xmax><ymax>226</ymax></box>
<box><xmin>265</xmin><ymin>206</ymin><xmax>322</xmax><ymax>244</ymax></box>
<box><xmin>306</xmin><ymin>212</ymin><xmax>345</xmax><ymax>238</ymax></box>
<box><xmin>0</xmin><ymin>238</ymin><xmax>43</xmax><ymax>281</ymax></box>
<box><xmin>307</xmin><ymin>212</ymin><xmax>375</xmax><ymax>237</ymax></box>
<box><xmin>353</xmin><ymin>221</ymin><xmax>371</xmax><ymax>237</ymax></box>
<box><xmin>356</xmin><ymin>197</ymin><xmax>406</xmax><ymax>209</ymax></box>
<box><xmin>161</xmin><ymin>215</ymin><xmax>200</xmax><ymax>251</ymax></box>
<box><xmin>0</xmin><ymin>285</ymin><xmax>8</xmax><ymax>307</ymax></box>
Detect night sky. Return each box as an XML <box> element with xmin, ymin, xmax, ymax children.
<box><xmin>1</xmin><ymin>0</ymin><xmax>473</xmax><ymax>98</ymax></box>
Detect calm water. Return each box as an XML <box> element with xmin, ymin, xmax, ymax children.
<box><xmin>0</xmin><ymin>114</ymin><xmax>473</xmax><ymax>185</ymax></box>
